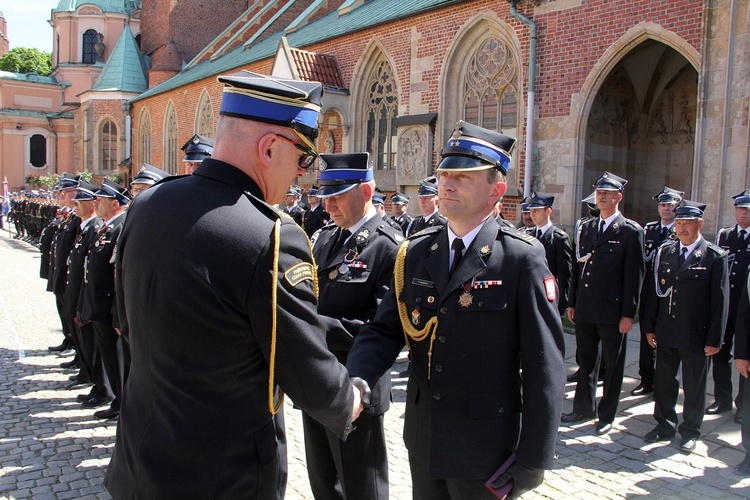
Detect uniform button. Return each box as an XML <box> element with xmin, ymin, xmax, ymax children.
<box><xmin>416</xmin><ymin>297</ymin><xmax>422</xmax><ymax>303</ymax></box>
<box><xmin>433</xmin><ymin>393</ymin><xmax>442</xmax><ymax>400</ymax></box>
<box><xmin>592</xmin><ymin>250</ymin><xmax>595</xmax><ymax>254</ymax></box>
<box><xmin>434</xmin><ymin>364</ymin><xmax>443</xmax><ymax>373</ymax></box>
<box><xmin>438</xmin><ymin>335</ymin><xmax>446</xmax><ymax>343</ymax></box>
<box><xmin>731</xmin><ymin>284</ymin><xmax>735</xmax><ymax>288</ymax></box>
<box><xmin>440</xmin><ymin>307</ymin><xmax>448</xmax><ymax>314</ymax></box>
<box><xmin>675</xmin><ymin>277</ymin><xmax>679</xmax><ymax>281</ymax></box>
<box><xmin>672</xmin><ymin>314</ymin><xmax>676</xmax><ymax>318</ymax></box>
<box><xmin>478</xmin><ymin>301</ymin><xmax>484</xmax><ymax>307</ymax></box>
<box><xmin>498</xmin><ymin>407</ymin><xmax>505</xmax><ymax>414</ymax></box>
<box><xmin>586</xmin><ymin>272</ymin><xmax>590</xmax><ymax>276</ymax></box>
<box><xmin>584</xmin><ymin>284</ymin><xmax>589</xmax><ymax>288</ymax></box>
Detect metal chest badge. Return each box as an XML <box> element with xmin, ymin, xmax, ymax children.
<box><xmin>458</xmin><ymin>291</ymin><xmax>473</xmax><ymax>307</ymax></box>
<box><xmin>411</xmin><ymin>307</ymin><xmax>421</xmax><ymax>325</ymax></box>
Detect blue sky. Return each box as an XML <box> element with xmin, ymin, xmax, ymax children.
<box><xmin>2</xmin><ymin>1</ymin><xmax>59</xmax><ymax>53</ymax></box>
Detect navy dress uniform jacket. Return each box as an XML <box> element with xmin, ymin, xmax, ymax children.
<box><xmin>735</xmin><ymin>270</ymin><xmax>750</xmax><ymax>360</ymax></box>
<box><xmin>39</xmin><ymin>216</ymin><xmax>61</xmax><ymax>281</ymax></box>
<box><xmin>716</xmin><ymin>225</ymin><xmax>750</xmax><ymax>319</ymax></box>
<box><xmin>62</xmin><ymin>217</ymin><xmax>103</xmax><ymax>319</ymax></box>
<box><xmin>640</xmin><ymin>238</ymin><xmax>729</xmax><ymax>351</ymax></box>
<box><xmin>395</xmin><ymin>213</ymin><xmax>413</xmax><ymax>235</ymax></box>
<box><xmin>78</xmin><ymin>213</ymin><xmax>126</xmax><ymax>322</ymax></box>
<box><xmin>538</xmin><ymin>225</ymin><xmax>573</xmax><ymax>314</ymax></box>
<box><xmin>346</xmin><ymin>220</ymin><xmax>566</xmax><ymax>479</ymax></box>
<box><xmin>569</xmin><ymin>213</ymin><xmax>645</xmax><ymax>323</ymax></box>
<box><xmin>302</xmin><ymin>203</ymin><xmax>329</xmax><ymax>237</ymax></box>
<box><xmin>50</xmin><ymin>212</ymin><xmax>81</xmax><ymax>295</ymax></box>
<box><xmin>313</xmin><ymin>214</ymin><xmax>402</xmax><ymax>416</ymax></box>
<box><xmin>105</xmin><ymin>159</ymin><xmax>355</xmax><ymax>500</ymax></box>
<box><xmin>407</xmin><ymin>211</ymin><xmax>447</xmax><ymax>236</ymax></box>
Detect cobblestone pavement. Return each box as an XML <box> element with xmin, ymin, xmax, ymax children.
<box><xmin>1</xmin><ymin>228</ymin><xmax>749</xmax><ymax>499</ymax></box>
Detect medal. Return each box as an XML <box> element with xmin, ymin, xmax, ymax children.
<box><xmin>411</xmin><ymin>308</ymin><xmax>421</xmax><ymax>325</ymax></box>
<box><xmin>339</xmin><ymin>263</ymin><xmax>349</xmax><ymax>275</ymax></box>
<box><xmin>458</xmin><ymin>291</ymin><xmax>473</xmax><ymax>307</ymax></box>
<box><xmin>329</xmin><ymin>269</ymin><xmax>338</xmax><ymax>280</ymax></box>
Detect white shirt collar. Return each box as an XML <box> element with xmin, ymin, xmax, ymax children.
<box><xmin>680</xmin><ymin>234</ymin><xmax>703</xmax><ymax>257</ymax></box>
<box><xmin>341</xmin><ymin>207</ymin><xmax>377</xmax><ymax>241</ymax></box>
<box><xmin>80</xmin><ymin>215</ymin><xmax>97</xmax><ymax>230</ymax></box>
<box><xmin>536</xmin><ymin>221</ymin><xmax>554</xmax><ymax>237</ymax></box>
<box><xmin>599</xmin><ymin>211</ymin><xmax>620</xmax><ymax>232</ymax></box>
<box><xmin>446</xmin><ymin>218</ymin><xmax>489</xmax><ymax>270</ymax></box>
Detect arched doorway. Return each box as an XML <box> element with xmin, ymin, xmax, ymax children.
<box><xmin>583</xmin><ymin>40</ymin><xmax>698</xmax><ymax>224</ymax></box>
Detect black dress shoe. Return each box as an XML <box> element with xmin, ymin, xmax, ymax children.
<box><xmin>48</xmin><ymin>342</ymin><xmax>69</xmax><ymax>352</ymax></box>
<box><xmin>733</xmin><ymin>458</ymin><xmax>750</xmax><ymax>476</ymax></box>
<box><xmin>561</xmin><ymin>411</ymin><xmax>596</xmax><ymax>423</ymax></box>
<box><xmin>735</xmin><ymin>412</ymin><xmax>743</xmax><ymax>424</ymax></box>
<box><xmin>595</xmin><ymin>421</ymin><xmax>613</xmax><ymax>435</ymax></box>
<box><xmin>59</xmin><ymin>358</ymin><xmax>79</xmax><ymax>369</ymax></box>
<box><xmin>81</xmin><ymin>396</ymin><xmax>113</xmax><ymax>409</ymax></box>
<box><xmin>679</xmin><ymin>437</ymin><xmax>697</xmax><ymax>453</ymax></box>
<box><xmin>94</xmin><ymin>406</ymin><xmax>120</xmax><ymax>420</ymax></box>
<box><xmin>65</xmin><ymin>379</ymin><xmax>92</xmax><ymax>390</ymax></box>
<box><xmin>631</xmin><ymin>383</ymin><xmax>654</xmax><ymax>396</ymax></box>
<box><xmin>644</xmin><ymin>429</ymin><xmax>673</xmax><ymax>443</ymax></box>
<box><xmin>76</xmin><ymin>388</ymin><xmax>97</xmax><ymax>403</ymax></box>
<box><xmin>705</xmin><ymin>401</ymin><xmax>732</xmax><ymax>414</ymax></box>
<box><xmin>566</xmin><ymin>371</ymin><xmax>579</xmax><ymax>382</ymax></box>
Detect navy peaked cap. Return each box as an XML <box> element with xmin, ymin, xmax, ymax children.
<box><xmin>653</xmin><ymin>186</ymin><xmax>684</xmax><ymax>204</ymax></box>
<box><xmin>317</xmin><ymin>153</ymin><xmax>373</xmax><ymax>198</ymax></box>
<box><xmin>437</xmin><ymin>121</ymin><xmax>516</xmax><ymax>175</ymax></box>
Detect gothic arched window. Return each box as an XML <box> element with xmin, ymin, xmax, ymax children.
<box><xmin>139</xmin><ymin>110</ymin><xmax>151</xmax><ymax>166</ymax></box>
<box><xmin>30</xmin><ymin>135</ymin><xmax>47</xmax><ymax>168</ymax></box>
<box><xmin>164</xmin><ymin>103</ymin><xmax>178</xmax><ymax>174</ymax></box>
<box><xmin>463</xmin><ymin>37</ymin><xmax>518</xmax><ymax>139</ymax></box>
<box><xmin>365</xmin><ymin>59</ymin><xmax>398</xmax><ymax>170</ymax></box>
<box><xmin>100</xmin><ymin>119</ymin><xmax>117</xmax><ymax>172</ymax></box>
<box><xmin>195</xmin><ymin>90</ymin><xmax>214</xmax><ymax>138</ymax></box>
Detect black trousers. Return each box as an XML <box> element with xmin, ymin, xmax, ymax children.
<box><xmin>93</xmin><ymin>319</ymin><xmax>121</xmax><ymax>408</ymax></box>
<box><xmin>637</xmin><ymin>328</ymin><xmax>655</xmax><ymax>387</ymax></box>
<box><xmin>409</xmin><ymin>454</ymin><xmax>496</xmax><ymax>500</ymax></box>
<box><xmin>711</xmin><ymin>317</ymin><xmax>745</xmax><ymax>410</ymax></box>
<box><xmin>54</xmin><ymin>293</ymin><xmax>72</xmax><ymax>344</ymax></box>
<box><xmin>653</xmin><ymin>346</ymin><xmax>708</xmax><ymax>440</ymax></box>
<box><xmin>573</xmin><ymin>322</ymin><xmax>628</xmax><ymax>423</ymax></box>
<box><xmin>742</xmin><ymin>373</ymin><xmax>750</xmax><ymax>456</ymax></box>
<box><xmin>302</xmin><ymin>411</ymin><xmax>388</xmax><ymax>500</ymax></box>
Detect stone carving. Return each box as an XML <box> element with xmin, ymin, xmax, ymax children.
<box><xmin>396</xmin><ymin>125</ymin><xmax>430</xmax><ymax>185</ymax></box>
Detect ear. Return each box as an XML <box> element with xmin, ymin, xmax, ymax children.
<box><xmin>492</xmin><ymin>180</ymin><xmax>507</xmax><ymax>201</ymax></box>
<box><xmin>361</xmin><ymin>182</ymin><xmax>373</xmax><ymax>199</ymax></box>
<box><xmin>257</xmin><ymin>133</ymin><xmax>278</xmax><ymax>170</ymax></box>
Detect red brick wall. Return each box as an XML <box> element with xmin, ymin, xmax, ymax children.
<box><xmin>131</xmin><ymin>0</ymin><xmax>703</xmax><ymax>182</ymax></box>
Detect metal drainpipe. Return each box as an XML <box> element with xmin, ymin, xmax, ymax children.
<box><xmin>509</xmin><ymin>0</ymin><xmax>536</xmax><ymax>199</ymax></box>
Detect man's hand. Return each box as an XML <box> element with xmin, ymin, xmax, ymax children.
<box><xmin>114</xmin><ymin>327</ymin><xmax>121</xmax><ymax>336</ymax></box>
<box><xmin>704</xmin><ymin>346</ymin><xmax>720</xmax><ymax>357</ymax></box>
<box><xmin>619</xmin><ymin>316</ymin><xmax>633</xmax><ymax>334</ymax></box>
<box><xmin>349</xmin><ymin>377</ymin><xmax>371</xmax><ymax>421</ymax></box>
<box><xmin>646</xmin><ymin>333</ymin><xmax>657</xmax><ymax>348</ymax></box>
<box><xmin>496</xmin><ymin>462</ymin><xmax>543</xmax><ymax>500</ymax></box>
<box><xmin>567</xmin><ymin>307</ymin><xmax>575</xmax><ymax>325</ymax></box>
<box><xmin>736</xmin><ymin>358</ymin><xmax>750</xmax><ymax>379</ymax></box>
<box><xmin>350</xmin><ymin>385</ymin><xmax>363</xmax><ymax>421</ymax></box>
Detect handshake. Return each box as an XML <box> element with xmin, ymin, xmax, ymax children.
<box><xmin>349</xmin><ymin>377</ymin><xmax>371</xmax><ymax>422</ymax></box>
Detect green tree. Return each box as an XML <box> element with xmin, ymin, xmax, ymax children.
<box><xmin>0</xmin><ymin>47</ymin><xmax>53</xmax><ymax>76</ymax></box>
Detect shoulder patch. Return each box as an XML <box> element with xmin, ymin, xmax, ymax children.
<box><xmin>377</xmin><ymin>223</ymin><xmax>405</xmax><ymax>244</ymax></box>
<box><xmin>408</xmin><ymin>224</ymin><xmax>444</xmax><ymax>240</ymax></box>
<box><xmin>285</xmin><ymin>262</ymin><xmax>315</xmax><ymax>287</ymax></box>
<box><xmin>499</xmin><ymin>226</ymin><xmax>536</xmax><ymax>245</ymax></box>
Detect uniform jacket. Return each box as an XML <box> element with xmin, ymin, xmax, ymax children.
<box><xmin>62</xmin><ymin>217</ymin><xmax>103</xmax><ymax>319</ymax></box>
<box><xmin>640</xmin><ymin>221</ymin><xmax>676</xmax><ymax>308</ymax></box>
<box><xmin>50</xmin><ymin>210</ymin><xmax>81</xmax><ymax>295</ymax></box>
<box><xmin>346</xmin><ymin>219</ymin><xmax>566</xmax><ymax>479</ymax></box>
<box><xmin>494</xmin><ymin>214</ymin><xmax>516</xmax><ymax>229</ymax></box>
<box><xmin>79</xmin><ymin>212</ymin><xmax>126</xmax><ymax>322</ymax></box>
<box><xmin>537</xmin><ymin>225</ymin><xmax>573</xmax><ymax>314</ymax></box>
<box><xmin>382</xmin><ymin>214</ymin><xmax>404</xmax><ymax>235</ymax></box>
<box><xmin>407</xmin><ymin>211</ymin><xmax>447</xmax><ymax>236</ymax></box>
<box><xmin>105</xmin><ymin>159</ymin><xmax>354</xmax><ymax>500</ymax></box>
<box><xmin>734</xmin><ymin>269</ymin><xmax>750</xmax><ymax>360</ymax></box>
<box><xmin>284</xmin><ymin>202</ymin><xmax>305</xmax><ymax>226</ymax></box>
<box><xmin>302</xmin><ymin>203</ymin><xmax>329</xmax><ymax>237</ymax></box>
<box><xmin>395</xmin><ymin>213</ymin><xmax>413</xmax><ymax>235</ymax></box>
<box><xmin>40</xmin><ymin>216</ymin><xmax>61</xmax><ymax>281</ymax></box>
<box><xmin>716</xmin><ymin>225</ymin><xmax>750</xmax><ymax>318</ymax></box>
<box><xmin>640</xmin><ymin>237</ymin><xmax>729</xmax><ymax>352</ymax></box>
<box><xmin>312</xmin><ymin>214</ymin><xmax>403</xmax><ymax>416</ymax></box>
<box><xmin>569</xmin><ymin>213</ymin><xmax>645</xmax><ymax>324</ymax></box>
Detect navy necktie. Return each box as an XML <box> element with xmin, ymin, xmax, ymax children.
<box><xmin>740</xmin><ymin>229</ymin><xmax>747</xmax><ymax>244</ymax></box>
<box><xmin>679</xmin><ymin>246</ymin><xmax>687</xmax><ymax>266</ymax></box>
<box><xmin>450</xmin><ymin>238</ymin><xmax>465</xmax><ymax>276</ymax></box>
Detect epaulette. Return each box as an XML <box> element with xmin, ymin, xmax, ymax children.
<box><xmin>376</xmin><ymin>221</ymin><xmax>406</xmax><ymax>245</ymax></box>
<box><xmin>644</xmin><ymin>221</ymin><xmax>660</xmax><ymax>229</ymax></box>
<box><xmin>706</xmin><ymin>242</ymin><xmax>728</xmax><ymax>256</ymax></box>
<box><xmin>498</xmin><ymin>225</ymin><xmax>536</xmax><ymax>245</ymax></box>
<box><xmin>624</xmin><ymin>219</ymin><xmax>643</xmax><ymax>231</ymax></box>
<box><xmin>241</xmin><ymin>189</ymin><xmax>290</xmax><ymax>223</ymax></box>
<box><xmin>407</xmin><ymin>224</ymin><xmax>444</xmax><ymax>240</ymax></box>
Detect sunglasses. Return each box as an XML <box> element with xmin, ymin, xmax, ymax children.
<box><xmin>275</xmin><ymin>134</ymin><xmax>318</xmax><ymax>170</ymax></box>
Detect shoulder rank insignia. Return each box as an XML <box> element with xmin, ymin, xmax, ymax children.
<box><xmin>480</xmin><ymin>245</ymin><xmax>490</xmax><ymax>255</ymax></box>
<box><xmin>430</xmin><ymin>242</ymin><xmax>439</xmax><ymax>251</ymax></box>
<box><xmin>544</xmin><ymin>276</ymin><xmax>557</xmax><ymax>302</ymax></box>
<box><xmin>356</xmin><ymin>229</ymin><xmax>369</xmax><ymax>245</ymax></box>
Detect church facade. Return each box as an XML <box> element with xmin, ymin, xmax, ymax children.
<box><xmin>1</xmin><ymin>0</ymin><xmax>748</xmax><ymax>231</ymax></box>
